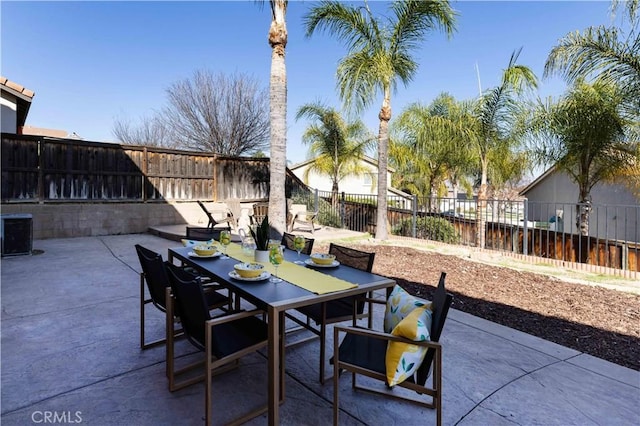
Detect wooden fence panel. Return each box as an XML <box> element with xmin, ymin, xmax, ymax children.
<box><xmin>1</xmin><ymin>135</ymin><xmax>309</xmax><ymax>203</ymax></box>
<box><xmin>1</xmin><ymin>136</ymin><xmax>39</xmax><ymax>200</ymax></box>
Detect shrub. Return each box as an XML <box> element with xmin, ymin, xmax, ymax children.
<box><xmin>392</xmin><ymin>216</ymin><xmax>459</xmax><ymax>244</ymax></box>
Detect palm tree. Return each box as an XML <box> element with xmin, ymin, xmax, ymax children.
<box><xmin>295</xmin><ymin>101</ymin><xmax>375</xmax><ymax>208</ymax></box>
<box><xmin>525</xmin><ymin>79</ymin><xmax>638</xmax><ymax>236</ymax></box>
<box><xmin>470</xmin><ymin>49</ymin><xmax>537</xmax><ymax>248</ymax></box>
<box><xmin>304</xmin><ymin>0</ymin><xmax>457</xmax><ymax>240</ymax></box>
<box><xmin>391</xmin><ymin>93</ymin><xmax>475</xmax><ymax>210</ymax></box>
<box><xmin>545</xmin><ymin>0</ymin><xmax>639</xmax><ymax>126</ymax></box>
<box><xmin>267</xmin><ymin>0</ymin><xmax>288</xmax><ymax>237</ymax></box>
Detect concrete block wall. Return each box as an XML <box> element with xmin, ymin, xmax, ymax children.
<box><xmin>0</xmin><ymin>202</ymin><xmax>211</xmax><ymax>239</ymax></box>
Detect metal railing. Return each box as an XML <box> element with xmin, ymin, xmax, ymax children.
<box><xmin>291</xmin><ymin>189</ymin><xmax>639</xmax><ymax>276</ymax></box>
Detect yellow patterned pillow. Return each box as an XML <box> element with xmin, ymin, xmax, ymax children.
<box><xmin>384</xmin><ymin>285</ymin><xmax>431</xmax><ymax>333</ymax></box>
<box><xmin>385</xmin><ymin>306</ymin><xmax>432</xmax><ymax>386</ymax></box>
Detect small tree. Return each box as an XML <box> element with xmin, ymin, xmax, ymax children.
<box><xmin>391</xmin><ymin>93</ymin><xmax>476</xmax><ymax>210</ymax></box>
<box><xmin>296</xmin><ymin>101</ymin><xmax>375</xmax><ymax>208</ymax></box>
<box><xmin>469</xmin><ymin>49</ymin><xmax>538</xmax><ymax>248</ymax></box>
<box><xmin>525</xmin><ymin>79</ymin><xmax>637</xmax><ymax>235</ymax></box>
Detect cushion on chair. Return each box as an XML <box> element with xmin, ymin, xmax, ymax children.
<box><xmin>384</xmin><ymin>285</ymin><xmax>431</xmax><ymax>333</ymax></box>
<box><xmin>385</xmin><ymin>306</ymin><xmax>432</xmax><ymax>386</ymax></box>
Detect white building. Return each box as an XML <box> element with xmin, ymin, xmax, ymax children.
<box><xmin>1</xmin><ymin>76</ymin><xmax>34</xmax><ymax>134</ymax></box>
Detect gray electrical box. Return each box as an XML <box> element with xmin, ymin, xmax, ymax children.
<box><xmin>1</xmin><ymin>213</ymin><xmax>33</xmax><ymax>256</ymax></box>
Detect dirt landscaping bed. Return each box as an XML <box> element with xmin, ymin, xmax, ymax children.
<box><xmin>315</xmin><ymin>241</ymin><xmax>640</xmax><ymax>371</ymax></box>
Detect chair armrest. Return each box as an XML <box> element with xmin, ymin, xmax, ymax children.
<box><xmin>361</xmin><ymin>297</ymin><xmax>385</xmax><ymax>305</ymax></box>
<box><xmin>202</xmin><ymin>282</ymin><xmax>224</xmax><ymax>290</ymax></box>
<box><xmin>334</xmin><ymin>325</ymin><xmax>442</xmax><ymax>349</ymax></box>
<box><xmin>206</xmin><ymin>309</ymin><xmax>265</xmax><ymax>326</ymax></box>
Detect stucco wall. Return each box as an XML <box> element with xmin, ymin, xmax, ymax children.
<box><xmin>291</xmin><ymin>161</ymin><xmax>392</xmax><ymax>195</ymax></box>
<box><xmin>1</xmin><ymin>91</ymin><xmax>17</xmax><ymax>133</ymax></box>
<box><xmin>524</xmin><ymin>170</ymin><xmax>639</xmax><ymax>242</ymax></box>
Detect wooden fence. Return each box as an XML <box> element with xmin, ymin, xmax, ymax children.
<box><xmin>1</xmin><ymin>134</ymin><xmax>307</xmax><ymax>203</ymax></box>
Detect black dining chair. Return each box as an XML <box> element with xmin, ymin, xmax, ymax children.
<box><xmin>165</xmin><ymin>263</ymin><xmax>269</xmax><ymax>425</ymax></box>
<box><xmin>286</xmin><ymin>243</ymin><xmax>375</xmax><ymax>384</ymax></box>
<box><xmin>332</xmin><ymin>272</ymin><xmax>452</xmax><ymax>426</ymax></box>
<box><xmin>281</xmin><ymin>232</ymin><xmax>314</xmax><ymax>255</ymax></box>
<box><xmin>135</xmin><ymin>244</ymin><xmax>232</xmax><ymax>355</ymax></box>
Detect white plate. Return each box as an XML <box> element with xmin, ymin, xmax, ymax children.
<box><xmin>188</xmin><ymin>251</ymin><xmax>221</xmax><ymax>259</ymax></box>
<box><xmin>228</xmin><ymin>270</ymin><xmax>271</xmax><ymax>282</ymax></box>
<box><xmin>304</xmin><ymin>259</ymin><xmax>340</xmax><ymax>268</ymax></box>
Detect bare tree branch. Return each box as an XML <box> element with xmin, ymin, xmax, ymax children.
<box><xmin>112</xmin><ymin>70</ymin><xmax>269</xmax><ymax>155</ymax></box>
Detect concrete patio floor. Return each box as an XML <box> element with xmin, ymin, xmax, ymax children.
<box><xmin>1</xmin><ymin>230</ymin><xmax>638</xmax><ymax>425</ymax></box>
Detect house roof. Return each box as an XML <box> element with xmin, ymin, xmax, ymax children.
<box><xmin>0</xmin><ymin>76</ymin><xmax>35</xmax><ymax>128</ymax></box>
<box><xmin>289</xmin><ymin>155</ymin><xmax>396</xmax><ymax>173</ymax></box>
<box><xmin>21</xmin><ymin>125</ymin><xmax>69</xmax><ymax>138</ymax></box>
<box><xmin>519</xmin><ymin>165</ymin><xmax>557</xmax><ymax>196</ymax></box>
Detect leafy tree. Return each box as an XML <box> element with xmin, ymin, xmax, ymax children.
<box><xmin>303</xmin><ymin>0</ymin><xmax>457</xmax><ymax>240</ymax></box>
<box><xmin>113</xmin><ymin>70</ymin><xmax>269</xmax><ymax>156</ymax></box>
<box><xmin>470</xmin><ymin>49</ymin><xmax>537</xmax><ymax>248</ymax></box>
<box><xmin>267</xmin><ymin>0</ymin><xmax>289</xmax><ymax>237</ymax></box>
<box><xmin>545</xmin><ymin>0</ymin><xmax>639</xmax><ymax>124</ymax></box>
<box><xmin>295</xmin><ymin>101</ymin><xmax>375</xmax><ymax>207</ymax></box>
<box><xmin>544</xmin><ymin>0</ymin><xmax>640</xmax><ymax>209</ymax></box>
<box><xmin>391</xmin><ymin>93</ymin><xmax>475</xmax><ymax>209</ymax></box>
<box><xmin>525</xmin><ymin>79</ymin><xmax>638</xmax><ymax>236</ymax></box>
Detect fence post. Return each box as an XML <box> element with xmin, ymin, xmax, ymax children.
<box><xmin>340</xmin><ymin>192</ymin><xmax>346</xmax><ymax>229</ymax></box>
<box><xmin>38</xmin><ymin>138</ymin><xmax>45</xmax><ymax>201</ymax></box>
<box><xmin>412</xmin><ymin>195</ymin><xmax>417</xmax><ymax>238</ymax></box>
<box><xmin>314</xmin><ymin>189</ymin><xmax>319</xmax><ymax>213</ymax></box>
<box><xmin>523</xmin><ymin>199</ymin><xmax>528</xmax><ymax>256</ymax></box>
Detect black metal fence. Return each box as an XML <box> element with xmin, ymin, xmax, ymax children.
<box><xmin>291</xmin><ymin>189</ymin><xmax>639</xmax><ymax>275</ymax></box>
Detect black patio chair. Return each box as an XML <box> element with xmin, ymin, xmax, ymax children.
<box><xmin>185</xmin><ymin>227</ymin><xmax>223</xmax><ymax>242</ymax></box>
<box><xmin>135</xmin><ymin>244</ymin><xmax>231</xmax><ymax>351</ymax></box>
<box><xmin>281</xmin><ymin>232</ymin><xmax>314</xmax><ymax>255</ymax></box>
<box><xmin>286</xmin><ymin>243</ymin><xmax>375</xmax><ymax>384</ymax></box>
<box><xmin>165</xmin><ymin>263</ymin><xmax>269</xmax><ymax>425</ymax></box>
<box><xmin>332</xmin><ymin>272</ymin><xmax>452</xmax><ymax>426</ymax></box>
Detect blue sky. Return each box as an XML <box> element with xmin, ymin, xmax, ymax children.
<box><xmin>1</xmin><ymin>1</ymin><xmax>617</xmax><ymax>167</ymax></box>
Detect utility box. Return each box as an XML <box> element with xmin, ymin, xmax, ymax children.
<box><xmin>1</xmin><ymin>213</ymin><xmax>33</xmax><ymax>256</ymax></box>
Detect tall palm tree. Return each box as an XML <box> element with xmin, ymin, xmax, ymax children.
<box><xmin>296</xmin><ymin>102</ymin><xmax>375</xmax><ymax>208</ymax></box>
<box><xmin>525</xmin><ymin>79</ymin><xmax>638</xmax><ymax>236</ymax></box>
<box><xmin>471</xmin><ymin>49</ymin><xmax>537</xmax><ymax>248</ymax></box>
<box><xmin>304</xmin><ymin>0</ymin><xmax>457</xmax><ymax>240</ymax></box>
<box><xmin>268</xmin><ymin>0</ymin><xmax>288</xmax><ymax>237</ymax></box>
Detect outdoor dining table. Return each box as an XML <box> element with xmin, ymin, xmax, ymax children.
<box><xmin>167</xmin><ymin>243</ymin><xmax>395</xmax><ymax>425</ymax></box>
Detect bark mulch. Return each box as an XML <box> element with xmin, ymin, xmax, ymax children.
<box><xmin>315</xmin><ymin>242</ymin><xmax>640</xmax><ymax>371</ymax></box>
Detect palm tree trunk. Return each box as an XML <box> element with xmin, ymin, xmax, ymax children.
<box><xmin>268</xmin><ymin>0</ymin><xmax>287</xmax><ymax>238</ymax></box>
<box><xmin>375</xmin><ymin>95</ymin><xmax>391</xmax><ymax>240</ymax></box>
<box><xmin>331</xmin><ymin>181</ymin><xmax>339</xmax><ymax>210</ymax></box>
<box><xmin>576</xmin><ymin>187</ymin><xmax>591</xmax><ymax>236</ymax></box>
<box><xmin>476</xmin><ymin>157</ymin><xmax>488</xmax><ymax>248</ymax></box>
